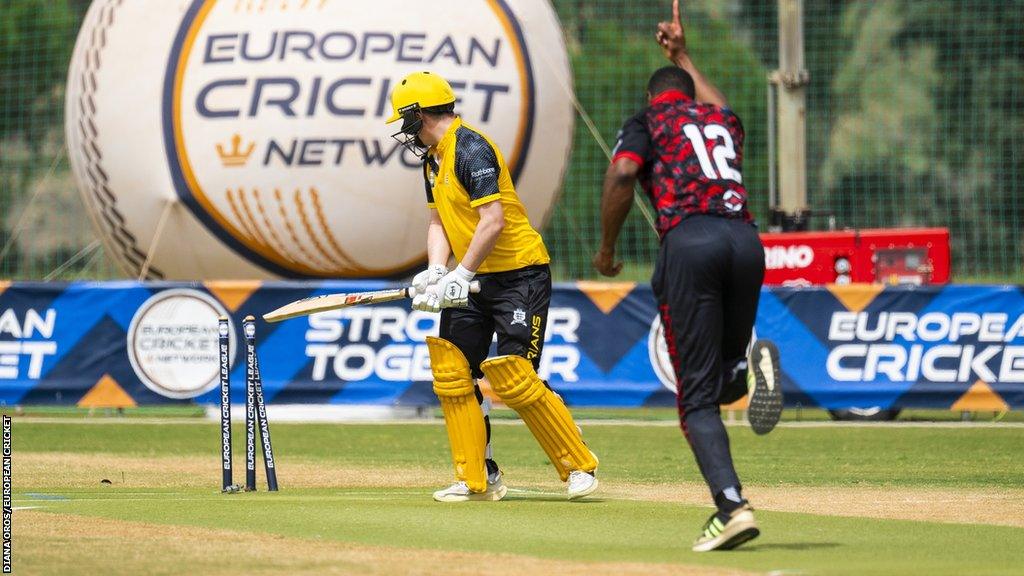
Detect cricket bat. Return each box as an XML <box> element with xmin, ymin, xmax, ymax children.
<box><xmin>262</xmin><ymin>282</ymin><xmax>480</xmax><ymax>323</ymax></box>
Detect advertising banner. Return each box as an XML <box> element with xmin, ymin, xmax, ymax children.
<box><xmin>0</xmin><ymin>281</ymin><xmax>1020</xmax><ymax>410</ymax></box>
<box><xmin>762</xmin><ymin>284</ymin><xmax>1024</xmax><ymax>410</ymax></box>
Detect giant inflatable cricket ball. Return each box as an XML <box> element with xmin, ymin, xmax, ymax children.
<box><xmin>66</xmin><ymin>0</ymin><xmax>573</xmax><ymax>279</ymax></box>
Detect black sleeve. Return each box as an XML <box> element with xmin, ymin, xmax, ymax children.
<box><xmin>610</xmin><ymin>112</ymin><xmax>651</xmax><ymax>167</ymax></box>
<box><xmin>721</xmin><ymin>107</ymin><xmax>746</xmax><ymax>148</ymax></box>
<box><xmin>453</xmin><ymin>128</ymin><xmax>501</xmax><ymax>206</ymax></box>
<box><xmin>423</xmin><ymin>157</ymin><xmax>436</xmax><ymax>206</ymax></box>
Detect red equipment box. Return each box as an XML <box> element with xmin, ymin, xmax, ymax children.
<box><xmin>760</xmin><ymin>228</ymin><xmax>950</xmax><ymax>286</ymax></box>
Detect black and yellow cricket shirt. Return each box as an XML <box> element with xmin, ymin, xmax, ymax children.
<box><xmin>422</xmin><ymin>117</ymin><xmax>550</xmax><ymax>274</ymax></box>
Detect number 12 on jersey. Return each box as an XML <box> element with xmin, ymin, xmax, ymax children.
<box><xmin>682</xmin><ymin>123</ymin><xmax>743</xmax><ymax>183</ymax></box>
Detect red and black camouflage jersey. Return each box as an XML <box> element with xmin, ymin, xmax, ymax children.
<box><xmin>611</xmin><ymin>90</ymin><xmax>753</xmax><ymax>238</ymax></box>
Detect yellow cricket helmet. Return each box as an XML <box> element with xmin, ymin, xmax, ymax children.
<box><xmin>386</xmin><ymin>71</ymin><xmax>456</xmax><ymax>124</ymax></box>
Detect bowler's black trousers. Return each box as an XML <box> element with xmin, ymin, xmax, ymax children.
<box><xmin>652</xmin><ymin>215</ymin><xmax>765</xmax><ymax>498</ymax></box>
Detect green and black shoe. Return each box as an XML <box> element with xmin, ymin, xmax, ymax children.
<box><xmin>692</xmin><ymin>504</ymin><xmax>760</xmax><ymax>552</ymax></box>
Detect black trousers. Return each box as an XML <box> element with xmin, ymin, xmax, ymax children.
<box><xmin>652</xmin><ymin>215</ymin><xmax>765</xmax><ymax>498</ymax></box>
<box><xmin>440</xmin><ymin>264</ymin><xmax>551</xmax><ymax>379</ymax></box>
<box><xmin>438</xmin><ymin>264</ymin><xmax>551</xmax><ymax>462</ymax></box>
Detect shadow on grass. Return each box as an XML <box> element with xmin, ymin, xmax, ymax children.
<box><xmin>744</xmin><ymin>542</ymin><xmax>841</xmax><ymax>551</ymax></box>
<box><xmin>502</xmin><ymin>494</ymin><xmax>608</xmax><ymax>504</ymax></box>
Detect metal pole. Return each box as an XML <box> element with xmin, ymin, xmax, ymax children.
<box><xmin>775</xmin><ymin>0</ymin><xmax>809</xmax><ymax>230</ymax></box>
<box><xmin>767</xmin><ymin>76</ymin><xmax>777</xmax><ymax>228</ymax></box>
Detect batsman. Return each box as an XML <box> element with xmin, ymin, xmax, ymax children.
<box><xmin>386</xmin><ymin>71</ymin><xmax>599</xmax><ymax>502</ymax></box>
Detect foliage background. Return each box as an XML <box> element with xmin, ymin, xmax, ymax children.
<box><xmin>1</xmin><ymin>0</ymin><xmax>1021</xmax><ymax>281</ymax></box>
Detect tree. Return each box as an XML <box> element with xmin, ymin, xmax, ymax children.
<box><xmin>0</xmin><ymin>0</ymin><xmax>80</xmax><ymax>146</ymax></box>
<box><xmin>819</xmin><ymin>0</ymin><xmax>1024</xmax><ymax>277</ymax></box>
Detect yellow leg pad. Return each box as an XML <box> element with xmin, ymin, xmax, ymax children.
<box><xmin>481</xmin><ymin>355</ymin><xmax>598</xmax><ymax>481</ymax></box>
<box><xmin>426</xmin><ymin>337</ymin><xmax>487</xmax><ymax>493</ymax></box>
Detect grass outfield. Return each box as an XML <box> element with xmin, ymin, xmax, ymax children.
<box><xmin>12</xmin><ymin>417</ymin><xmax>1024</xmax><ymax>575</ymax></box>
<box><xmin>7</xmin><ymin>405</ymin><xmax>1022</xmax><ymax>422</ymax></box>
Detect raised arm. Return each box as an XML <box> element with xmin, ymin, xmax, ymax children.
<box><xmin>656</xmin><ymin>0</ymin><xmax>728</xmax><ymax>107</ymax></box>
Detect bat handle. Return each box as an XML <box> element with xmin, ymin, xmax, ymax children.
<box><xmin>407</xmin><ymin>281</ymin><xmax>482</xmax><ymax>297</ymax></box>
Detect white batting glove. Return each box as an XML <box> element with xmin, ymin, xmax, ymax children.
<box><xmin>437</xmin><ymin>264</ymin><xmax>475</xmax><ymax>309</ymax></box>
<box><xmin>411</xmin><ymin>264</ymin><xmax>447</xmax><ymax>296</ymax></box>
<box><xmin>411</xmin><ymin>284</ymin><xmax>441</xmax><ymax>313</ymax></box>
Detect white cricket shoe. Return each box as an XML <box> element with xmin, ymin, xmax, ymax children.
<box><xmin>487</xmin><ymin>468</ymin><xmax>507</xmax><ymax>498</ymax></box>
<box><xmin>567</xmin><ymin>470</ymin><xmax>599</xmax><ymax>500</ymax></box>
<box><xmin>432</xmin><ymin>478</ymin><xmax>507</xmax><ymax>503</ymax></box>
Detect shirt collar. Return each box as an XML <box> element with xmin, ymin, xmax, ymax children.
<box><xmin>432</xmin><ymin>116</ymin><xmax>463</xmax><ymax>155</ymax></box>
<box><xmin>649</xmin><ymin>90</ymin><xmax>693</xmax><ymax>106</ymax></box>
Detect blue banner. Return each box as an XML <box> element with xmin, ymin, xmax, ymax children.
<box><xmin>761</xmin><ymin>284</ymin><xmax>1024</xmax><ymax>410</ymax></box>
<box><xmin>0</xmin><ymin>281</ymin><xmax>1020</xmax><ymax>409</ymax></box>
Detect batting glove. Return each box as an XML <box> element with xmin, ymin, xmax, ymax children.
<box><xmin>411</xmin><ymin>264</ymin><xmax>447</xmax><ymax>296</ymax></box>
<box><xmin>411</xmin><ymin>284</ymin><xmax>441</xmax><ymax>313</ymax></box>
<box><xmin>437</xmin><ymin>264</ymin><xmax>475</xmax><ymax>308</ymax></box>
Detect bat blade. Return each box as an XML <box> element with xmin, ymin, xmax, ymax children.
<box><xmin>262</xmin><ymin>287</ymin><xmax>413</xmax><ymax>322</ymax></box>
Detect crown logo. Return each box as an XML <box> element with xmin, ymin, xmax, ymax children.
<box><xmin>216</xmin><ymin>134</ymin><xmax>255</xmax><ymax>167</ymax></box>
